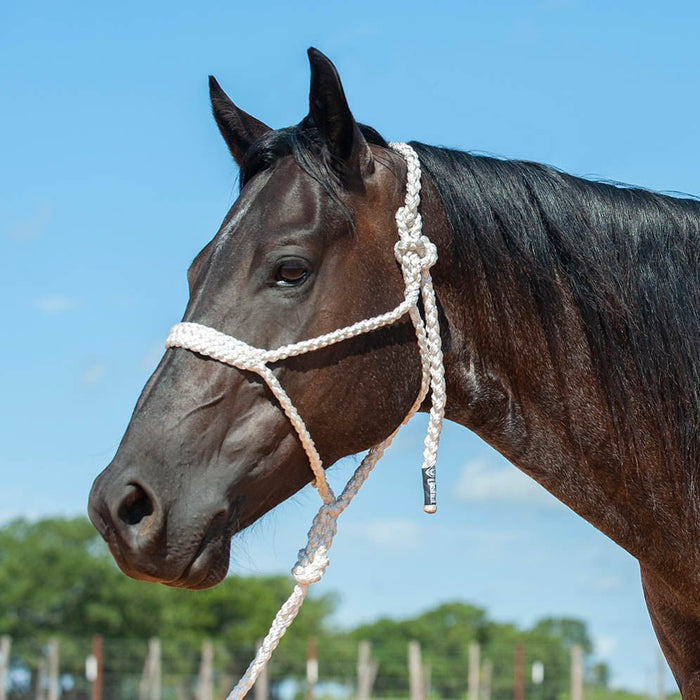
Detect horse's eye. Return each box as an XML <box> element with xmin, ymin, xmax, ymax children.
<box><xmin>274</xmin><ymin>260</ymin><xmax>309</xmax><ymax>286</ymax></box>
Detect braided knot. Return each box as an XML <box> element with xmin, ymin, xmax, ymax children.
<box><xmin>292</xmin><ymin>545</ymin><xmax>330</xmax><ymax>586</ymax></box>
<box><xmin>394</xmin><ymin>235</ymin><xmax>438</xmax><ymax>271</ymax></box>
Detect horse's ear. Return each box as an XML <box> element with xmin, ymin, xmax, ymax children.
<box><xmin>209</xmin><ymin>76</ymin><xmax>271</xmax><ymax>166</ymax></box>
<box><xmin>307</xmin><ymin>48</ymin><xmax>373</xmax><ymax>176</ymax></box>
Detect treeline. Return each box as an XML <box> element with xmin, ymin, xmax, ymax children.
<box><xmin>1</xmin><ymin>517</ymin><xmax>609</xmax><ymax>699</ymax></box>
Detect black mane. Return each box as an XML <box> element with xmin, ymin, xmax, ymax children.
<box><xmin>412</xmin><ymin>142</ymin><xmax>700</xmax><ymax>504</ymax></box>
<box><xmin>239</xmin><ymin>121</ymin><xmax>700</xmax><ymax>505</ymax></box>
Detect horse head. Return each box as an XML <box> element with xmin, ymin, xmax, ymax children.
<box><xmin>88</xmin><ymin>49</ymin><xmax>434</xmax><ymax>589</ymax></box>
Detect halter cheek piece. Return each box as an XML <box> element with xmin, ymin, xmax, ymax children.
<box><xmin>165</xmin><ymin>142</ymin><xmax>446</xmax><ymax>699</ymax></box>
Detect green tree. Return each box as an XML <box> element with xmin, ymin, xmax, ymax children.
<box><xmin>324</xmin><ymin>604</ymin><xmax>603</xmax><ymax>700</ymax></box>
<box><xmin>0</xmin><ymin>517</ymin><xmax>615</xmax><ymax>699</ymax></box>
<box><xmin>341</xmin><ymin>602</ymin><xmax>488</xmax><ymax>697</ymax></box>
<box><xmin>0</xmin><ymin>517</ymin><xmax>335</xmax><ymax>689</ymax></box>
<box><xmin>0</xmin><ymin>517</ymin><xmax>165</xmax><ymax>640</ymax></box>
<box><xmin>531</xmin><ymin>617</ymin><xmax>593</xmax><ymax>654</ymax></box>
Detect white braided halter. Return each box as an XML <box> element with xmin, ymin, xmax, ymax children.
<box><xmin>165</xmin><ymin>142</ymin><xmax>446</xmax><ymax>699</ymax></box>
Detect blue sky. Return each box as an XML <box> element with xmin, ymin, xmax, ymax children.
<box><xmin>3</xmin><ymin>0</ymin><xmax>700</xmax><ymax>692</ymax></box>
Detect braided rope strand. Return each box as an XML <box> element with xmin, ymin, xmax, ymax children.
<box><xmin>165</xmin><ymin>143</ymin><xmax>445</xmax><ymax>699</ymax></box>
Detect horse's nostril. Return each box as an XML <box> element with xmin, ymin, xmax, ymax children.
<box><xmin>118</xmin><ymin>483</ymin><xmax>155</xmax><ymax>527</ymax></box>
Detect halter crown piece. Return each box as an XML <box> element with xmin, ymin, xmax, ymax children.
<box><xmin>165</xmin><ymin>142</ymin><xmax>446</xmax><ymax>699</ymax></box>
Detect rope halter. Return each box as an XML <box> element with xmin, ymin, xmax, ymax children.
<box><xmin>165</xmin><ymin>142</ymin><xmax>446</xmax><ymax>699</ymax></box>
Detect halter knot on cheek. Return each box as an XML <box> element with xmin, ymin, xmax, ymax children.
<box><xmin>394</xmin><ymin>235</ymin><xmax>438</xmax><ymax>271</ymax></box>
<box><xmin>165</xmin><ymin>142</ymin><xmax>446</xmax><ymax>700</ymax></box>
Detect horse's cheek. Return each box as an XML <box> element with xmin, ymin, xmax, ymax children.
<box><xmin>313</xmin><ymin>331</ymin><xmax>421</xmax><ymax>461</ymax></box>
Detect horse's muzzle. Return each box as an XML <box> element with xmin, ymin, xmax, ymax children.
<box><xmin>88</xmin><ymin>466</ymin><xmax>231</xmax><ymax>589</ymax></box>
<box><xmin>88</xmin><ymin>470</ymin><xmax>164</xmax><ymax>576</ymax></box>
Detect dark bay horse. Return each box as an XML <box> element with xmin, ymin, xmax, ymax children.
<box><xmin>88</xmin><ymin>48</ymin><xmax>700</xmax><ymax>695</ymax></box>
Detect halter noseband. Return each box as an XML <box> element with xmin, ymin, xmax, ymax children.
<box><xmin>165</xmin><ymin>142</ymin><xmax>445</xmax><ymax>699</ymax></box>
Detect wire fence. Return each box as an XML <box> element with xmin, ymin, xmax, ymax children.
<box><xmin>1</xmin><ymin>634</ymin><xmax>615</xmax><ymax>700</ymax></box>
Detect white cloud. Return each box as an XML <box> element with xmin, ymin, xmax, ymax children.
<box><xmin>595</xmin><ymin>636</ymin><xmax>618</xmax><ymax>657</ymax></box>
<box><xmin>7</xmin><ymin>202</ymin><xmax>52</xmax><ymax>241</ymax></box>
<box><xmin>593</xmin><ymin>575</ymin><xmax>624</xmax><ymax>592</ymax></box>
<box><xmin>33</xmin><ymin>295</ymin><xmax>76</xmax><ymax>314</ymax></box>
<box><xmin>344</xmin><ymin>518</ymin><xmax>422</xmax><ymax>550</ymax></box>
<box><xmin>81</xmin><ymin>363</ymin><xmax>107</xmax><ymax>387</ymax></box>
<box><xmin>455</xmin><ymin>456</ymin><xmax>563</xmax><ymax>509</ymax></box>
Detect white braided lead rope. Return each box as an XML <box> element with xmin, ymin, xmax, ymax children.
<box><xmin>165</xmin><ymin>142</ymin><xmax>446</xmax><ymax>699</ymax></box>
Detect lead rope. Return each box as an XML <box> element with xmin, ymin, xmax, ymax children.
<box><xmin>165</xmin><ymin>142</ymin><xmax>446</xmax><ymax>699</ymax></box>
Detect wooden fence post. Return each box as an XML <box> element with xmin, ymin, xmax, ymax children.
<box><xmin>140</xmin><ymin>638</ymin><xmax>161</xmax><ymax>700</ymax></box>
<box><xmin>87</xmin><ymin>635</ymin><xmax>104</xmax><ymax>700</ymax></box>
<box><xmin>35</xmin><ymin>657</ymin><xmax>46</xmax><ymax>700</ymax></box>
<box><xmin>570</xmin><ymin>644</ymin><xmax>583</xmax><ymax>700</ymax></box>
<box><xmin>0</xmin><ymin>636</ymin><xmax>11</xmax><ymax>700</ymax></box>
<box><xmin>306</xmin><ymin>638</ymin><xmax>318</xmax><ymax>700</ymax></box>
<box><xmin>468</xmin><ymin>642</ymin><xmax>480</xmax><ymax>700</ymax></box>
<box><xmin>408</xmin><ymin>641</ymin><xmax>424</xmax><ymax>700</ymax></box>
<box><xmin>513</xmin><ymin>642</ymin><xmax>525</xmax><ymax>700</ymax></box>
<box><xmin>357</xmin><ymin>640</ymin><xmax>378</xmax><ymax>700</ymax></box>
<box><xmin>197</xmin><ymin>640</ymin><xmax>214</xmax><ymax>700</ymax></box>
<box><xmin>47</xmin><ymin>638</ymin><xmax>59</xmax><ymax>700</ymax></box>
<box><xmin>531</xmin><ymin>660</ymin><xmax>544</xmax><ymax>689</ymax></box>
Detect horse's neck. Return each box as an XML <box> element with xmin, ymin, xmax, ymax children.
<box><xmin>438</xmin><ymin>270</ymin><xmax>696</xmax><ymax>574</ymax></box>
<box><xmin>422</xmin><ymin>181</ymin><xmax>696</xmax><ymax>580</ymax></box>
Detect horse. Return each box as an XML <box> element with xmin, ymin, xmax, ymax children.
<box><xmin>88</xmin><ymin>48</ymin><xmax>700</xmax><ymax>695</ymax></box>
